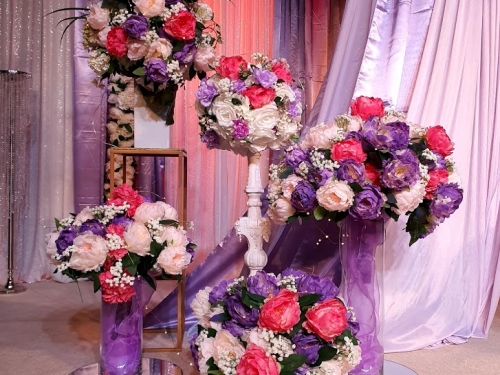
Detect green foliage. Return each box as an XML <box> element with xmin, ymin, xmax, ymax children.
<box><xmin>298</xmin><ymin>293</ymin><xmax>322</xmax><ymax>308</ymax></box>
<box><xmin>313</xmin><ymin>206</ymin><xmax>327</xmax><ymax>220</ymax></box>
<box><xmin>241</xmin><ymin>288</ymin><xmax>265</xmax><ymax>309</ymax></box>
<box><xmin>280</xmin><ymin>354</ymin><xmax>307</xmax><ymax>373</ymax></box>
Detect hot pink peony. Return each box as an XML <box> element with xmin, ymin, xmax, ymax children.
<box><xmin>108</xmin><ymin>184</ymin><xmax>144</xmax><ymax>217</ymax></box>
<box><xmin>271</xmin><ymin>61</ymin><xmax>292</xmax><ymax>83</ymax></box>
<box><xmin>163</xmin><ymin>10</ymin><xmax>196</xmax><ymax>40</ymax></box>
<box><xmin>350</xmin><ymin>96</ymin><xmax>385</xmax><ymax>120</ymax></box>
<box><xmin>258</xmin><ymin>289</ymin><xmax>301</xmax><ymax>332</ymax></box>
<box><xmin>215</xmin><ymin>56</ymin><xmax>247</xmax><ymax>80</ymax></box>
<box><xmin>303</xmin><ymin>298</ymin><xmax>348</xmax><ymax>342</ymax></box>
<box><xmin>331</xmin><ymin>138</ymin><xmax>367</xmax><ymax>163</ymax></box>
<box><xmin>243</xmin><ymin>86</ymin><xmax>276</xmax><ymax>109</ymax></box>
<box><xmin>236</xmin><ymin>344</ymin><xmax>280</xmax><ymax>375</ymax></box>
<box><xmin>425</xmin><ymin>169</ymin><xmax>449</xmax><ymax>199</ymax></box>
<box><xmin>425</xmin><ymin>125</ymin><xmax>454</xmax><ymax>157</ymax></box>
<box><xmin>106</xmin><ymin>27</ymin><xmax>128</xmax><ymax>57</ymax></box>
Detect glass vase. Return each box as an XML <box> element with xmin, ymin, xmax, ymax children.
<box><xmin>339</xmin><ymin>216</ymin><xmax>385</xmax><ymax>375</ymax></box>
<box><xmin>100</xmin><ymin>280</ymin><xmax>143</xmax><ymax>375</ymax></box>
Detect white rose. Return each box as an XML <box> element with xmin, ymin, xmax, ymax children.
<box><xmin>134</xmin><ymin>0</ymin><xmax>165</xmax><ymax>18</ymax></box>
<box><xmin>281</xmin><ymin>175</ymin><xmax>303</xmax><ymax>199</ymax></box>
<box><xmin>194</xmin><ymin>3</ymin><xmax>214</xmax><ymax>22</ymax></box>
<box><xmin>159</xmin><ymin>226</ymin><xmax>188</xmax><ymax>247</ymax></box>
<box><xmin>108</xmin><ymin>93</ymin><xmax>119</xmax><ymax>105</ymax></box>
<box><xmin>134</xmin><ymin>202</ymin><xmax>165</xmax><ymax>223</ymax></box>
<box><xmin>316</xmin><ymin>179</ymin><xmax>355</xmax><ymax>212</ymax></box>
<box><xmin>118</xmin><ymin>85</ymin><xmax>135</xmax><ymax>110</ymax></box>
<box><xmin>194</xmin><ymin>45</ymin><xmax>216</xmax><ymax>72</ymax></box>
<box><xmin>87</xmin><ymin>4</ymin><xmax>110</xmax><ymax>30</ymax></box>
<box><xmin>191</xmin><ymin>287</ymin><xmax>224</xmax><ymax>329</ymax></box>
<box><xmin>213</xmin><ymin>330</ymin><xmax>245</xmax><ymax>367</ymax></box>
<box><xmin>123</xmin><ymin>222</ymin><xmax>152</xmax><ymax>256</ymax></box>
<box><xmin>211</xmin><ymin>97</ymin><xmax>239</xmax><ymax>138</ymax></box>
<box><xmin>198</xmin><ymin>337</ymin><xmax>215</xmax><ymax>375</ymax></box>
<box><xmin>96</xmin><ymin>26</ymin><xmax>111</xmax><ymax>47</ymax></box>
<box><xmin>45</xmin><ymin>231</ymin><xmax>60</xmax><ymax>260</ymax></box>
<box><xmin>392</xmin><ymin>181</ymin><xmax>426</xmax><ymax>215</ymax></box>
<box><xmin>106</xmin><ymin>121</ymin><xmax>118</xmax><ymax>135</ymax></box>
<box><xmin>301</xmin><ymin>122</ymin><xmax>339</xmax><ymax>149</ymax></box>
<box><xmin>117</xmin><ymin>113</ymin><xmax>134</xmax><ymax>126</ymax></box>
<box><xmin>145</xmin><ymin>38</ymin><xmax>173</xmax><ymax>61</ymax></box>
<box><xmin>68</xmin><ymin>233</ymin><xmax>108</xmax><ymax>272</ymax></box>
<box><xmin>246</xmin><ymin>103</ymin><xmax>280</xmax><ymax>149</ymax></box>
<box><xmin>127</xmin><ymin>39</ymin><xmax>149</xmax><ymax>61</ymax></box>
<box><xmin>319</xmin><ymin>359</ymin><xmax>343</xmax><ymax>375</ymax></box>
<box><xmin>157</xmin><ymin>246</ymin><xmax>192</xmax><ymax>274</ymax></box>
<box><xmin>267</xmin><ymin>198</ymin><xmax>295</xmax><ymax>225</ymax></box>
<box><xmin>74</xmin><ymin>207</ymin><xmax>95</xmax><ymax>226</ymax></box>
<box><xmin>275</xmin><ymin>83</ymin><xmax>295</xmax><ymax>101</ymax></box>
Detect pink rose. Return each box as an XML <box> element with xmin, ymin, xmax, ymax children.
<box><xmin>242</xmin><ymin>86</ymin><xmax>276</xmax><ymax>109</ymax></box>
<box><xmin>350</xmin><ymin>96</ymin><xmax>385</xmax><ymax>120</ymax></box>
<box><xmin>364</xmin><ymin>163</ymin><xmax>381</xmax><ymax>186</ymax></box>
<box><xmin>194</xmin><ymin>45</ymin><xmax>216</xmax><ymax>72</ymax></box>
<box><xmin>267</xmin><ymin>198</ymin><xmax>296</xmax><ymax>225</ymax></box>
<box><xmin>87</xmin><ymin>4</ymin><xmax>110</xmax><ymax>30</ymax></box>
<box><xmin>106</xmin><ymin>26</ymin><xmax>128</xmax><ymax>57</ymax></box>
<box><xmin>331</xmin><ymin>138</ymin><xmax>367</xmax><ymax>163</ymax></box>
<box><xmin>145</xmin><ymin>38</ymin><xmax>173</xmax><ymax>61</ymax></box>
<box><xmin>271</xmin><ymin>61</ymin><xmax>292</xmax><ymax>83</ymax></box>
<box><xmin>301</xmin><ymin>122</ymin><xmax>338</xmax><ymax>149</ymax></box>
<box><xmin>163</xmin><ymin>10</ymin><xmax>196</xmax><ymax>40</ymax></box>
<box><xmin>303</xmin><ymin>298</ymin><xmax>348</xmax><ymax>342</ymax></box>
<box><xmin>127</xmin><ymin>39</ymin><xmax>149</xmax><ymax>61</ymax></box>
<box><xmin>134</xmin><ymin>0</ymin><xmax>165</xmax><ymax>18</ymax></box>
<box><xmin>108</xmin><ymin>184</ymin><xmax>144</xmax><ymax>217</ymax></box>
<box><xmin>316</xmin><ymin>180</ymin><xmax>355</xmax><ymax>212</ymax></box>
<box><xmin>97</xmin><ymin>26</ymin><xmax>111</xmax><ymax>47</ymax></box>
<box><xmin>157</xmin><ymin>246</ymin><xmax>192</xmax><ymax>275</ymax></box>
<box><xmin>68</xmin><ymin>233</ymin><xmax>108</xmax><ymax>272</ymax></box>
<box><xmin>425</xmin><ymin>125</ymin><xmax>454</xmax><ymax>157</ymax></box>
<box><xmin>236</xmin><ymin>344</ymin><xmax>280</xmax><ymax>375</ymax></box>
<box><xmin>215</xmin><ymin>55</ymin><xmax>248</xmax><ymax>80</ymax></box>
<box><xmin>258</xmin><ymin>289</ymin><xmax>301</xmax><ymax>332</ymax></box>
<box><xmin>425</xmin><ymin>169</ymin><xmax>449</xmax><ymax>199</ymax></box>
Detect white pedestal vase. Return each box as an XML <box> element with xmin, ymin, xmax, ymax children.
<box><xmin>235</xmin><ymin>152</ymin><xmax>271</xmax><ymax>276</ymax></box>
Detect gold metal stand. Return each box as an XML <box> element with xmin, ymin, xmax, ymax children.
<box><xmin>109</xmin><ymin>148</ymin><xmax>187</xmax><ymax>352</ymax></box>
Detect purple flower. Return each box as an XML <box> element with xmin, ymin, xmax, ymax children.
<box><xmin>421</xmin><ymin>152</ymin><xmax>447</xmax><ymax>171</ymax></box>
<box><xmin>348</xmin><ymin>321</ymin><xmax>360</xmax><ymax>335</ymax></box>
<box><xmin>362</xmin><ymin>119</ymin><xmax>410</xmax><ymax>150</ymax></box>
<box><xmin>349</xmin><ymin>185</ymin><xmax>385</xmax><ymax>220</ymax></box>
<box><xmin>165</xmin><ymin>0</ymin><xmax>180</xmax><ymax>4</ymax></box>
<box><xmin>429</xmin><ymin>183</ymin><xmax>463</xmax><ymax>220</ymax></box>
<box><xmin>336</xmin><ymin>160</ymin><xmax>366</xmax><ymax>183</ymax></box>
<box><xmin>287</xmin><ymin>101</ymin><xmax>302</xmax><ymax>117</ymax></box>
<box><xmin>381</xmin><ymin>150</ymin><xmax>421</xmax><ymax>190</ymax></box>
<box><xmin>55</xmin><ymin>226</ymin><xmax>77</xmax><ymax>254</ymax></box>
<box><xmin>345</xmin><ymin>131</ymin><xmax>363</xmax><ymax>141</ymax></box>
<box><xmin>308</xmin><ymin>168</ymin><xmax>333</xmax><ymax>187</ymax></box>
<box><xmin>232</xmin><ymin>119</ymin><xmax>249</xmax><ymax>140</ymax></box>
<box><xmin>189</xmin><ymin>334</ymin><xmax>199</xmax><ymax>369</ymax></box>
<box><xmin>290</xmin><ymin>181</ymin><xmax>317</xmax><ymax>212</ymax></box>
<box><xmin>110</xmin><ymin>215</ymin><xmax>132</xmax><ymax>227</ymax></box>
<box><xmin>222</xmin><ymin>321</ymin><xmax>245</xmax><ymax>337</ymax></box>
<box><xmin>196</xmin><ymin>79</ymin><xmax>218</xmax><ymax>107</ymax></box>
<box><xmin>226</xmin><ymin>295</ymin><xmax>259</xmax><ymax>327</ymax></box>
<box><xmin>285</xmin><ymin>148</ymin><xmax>309</xmax><ymax>169</ymax></box>
<box><xmin>282</xmin><ymin>268</ymin><xmax>308</xmax><ymax>279</ymax></box>
<box><xmin>231</xmin><ymin>80</ymin><xmax>246</xmax><ymax>93</ymax></box>
<box><xmin>247</xmin><ymin>271</ymin><xmax>280</xmax><ymax>297</ymax></box>
<box><xmin>292</xmin><ymin>333</ymin><xmax>322</xmax><ymax>364</ymax></box>
<box><xmin>252</xmin><ymin>68</ymin><xmax>277</xmax><ymax>88</ymax></box>
<box><xmin>209</xmin><ymin>278</ymin><xmax>234</xmax><ymax>304</ymax></box>
<box><xmin>79</xmin><ymin>219</ymin><xmax>106</xmax><ymax>237</ymax></box>
<box><xmin>296</xmin><ymin>275</ymin><xmax>339</xmax><ymax>301</ymax></box>
<box><xmin>174</xmin><ymin>42</ymin><xmax>197</xmax><ymax>65</ymax></box>
<box><xmin>122</xmin><ymin>15</ymin><xmax>148</xmax><ymax>39</ymax></box>
<box><xmin>201</xmin><ymin>130</ymin><xmax>220</xmax><ymax>149</ymax></box>
<box><xmin>145</xmin><ymin>59</ymin><xmax>169</xmax><ymax>83</ymax></box>
<box><xmin>292</xmin><ymin>85</ymin><xmax>303</xmax><ymax>103</ymax></box>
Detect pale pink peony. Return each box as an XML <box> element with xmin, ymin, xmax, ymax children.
<box><xmin>123</xmin><ymin>222</ymin><xmax>151</xmax><ymax>256</ymax></box>
<box><xmin>134</xmin><ymin>0</ymin><xmax>165</xmax><ymax>18</ymax></box>
<box><xmin>392</xmin><ymin>182</ymin><xmax>426</xmax><ymax>215</ymax></box>
<box><xmin>127</xmin><ymin>39</ymin><xmax>149</xmax><ymax>61</ymax></box>
<box><xmin>134</xmin><ymin>202</ymin><xmax>166</xmax><ymax>223</ymax></box>
<box><xmin>267</xmin><ymin>198</ymin><xmax>296</xmax><ymax>225</ymax></box>
<box><xmin>316</xmin><ymin>179</ymin><xmax>355</xmax><ymax>212</ymax></box>
<box><xmin>96</xmin><ymin>26</ymin><xmax>111</xmax><ymax>47</ymax></box>
<box><xmin>155</xmin><ymin>201</ymin><xmax>178</xmax><ymax>220</ymax></box>
<box><xmin>281</xmin><ymin>175</ymin><xmax>304</xmax><ymax>200</ymax></box>
<box><xmin>319</xmin><ymin>359</ymin><xmax>344</xmax><ymax>375</ymax></box>
<box><xmin>159</xmin><ymin>226</ymin><xmax>187</xmax><ymax>247</ymax></box>
<box><xmin>301</xmin><ymin>122</ymin><xmax>339</xmax><ymax>149</ymax></box>
<box><xmin>74</xmin><ymin>207</ymin><xmax>94</xmax><ymax>225</ymax></box>
<box><xmin>197</xmin><ymin>336</ymin><xmax>215</xmax><ymax>374</ymax></box>
<box><xmin>68</xmin><ymin>233</ymin><xmax>108</xmax><ymax>272</ymax></box>
<box><xmin>87</xmin><ymin>4</ymin><xmax>110</xmax><ymax>30</ymax></box>
<box><xmin>194</xmin><ymin>45</ymin><xmax>216</xmax><ymax>72</ymax></box>
<box><xmin>190</xmin><ymin>287</ymin><xmax>216</xmax><ymax>329</ymax></box>
<box><xmin>213</xmin><ymin>330</ymin><xmax>246</xmax><ymax>367</ymax></box>
<box><xmin>157</xmin><ymin>246</ymin><xmax>192</xmax><ymax>274</ymax></box>
<box><xmin>145</xmin><ymin>38</ymin><xmax>173</xmax><ymax>61</ymax></box>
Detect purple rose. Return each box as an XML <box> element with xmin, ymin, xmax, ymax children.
<box><xmin>292</xmin><ymin>333</ymin><xmax>322</xmax><ymax>364</ymax></box>
<box><xmin>79</xmin><ymin>219</ymin><xmax>106</xmax><ymax>237</ymax></box>
<box><xmin>336</xmin><ymin>159</ymin><xmax>366</xmax><ymax>183</ymax></box>
<box><xmin>196</xmin><ymin>79</ymin><xmax>218</xmax><ymax>107</ymax></box>
<box><xmin>201</xmin><ymin>130</ymin><xmax>220</xmax><ymax>149</ymax></box>
<box><xmin>231</xmin><ymin>80</ymin><xmax>246</xmax><ymax>93</ymax></box>
<box><xmin>232</xmin><ymin>119</ymin><xmax>249</xmax><ymax>140</ymax></box>
<box><xmin>282</xmin><ymin>268</ymin><xmax>308</xmax><ymax>279</ymax></box>
<box><xmin>247</xmin><ymin>271</ymin><xmax>280</xmax><ymax>297</ymax></box>
<box><xmin>252</xmin><ymin>68</ymin><xmax>277</xmax><ymax>88</ymax></box>
<box><xmin>110</xmin><ymin>215</ymin><xmax>132</xmax><ymax>227</ymax></box>
<box><xmin>345</xmin><ymin>131</ymin><xmax>363</xmax><ymax>142</ymax></box>
<box><xmin>421</xmin><ymin>152</ymin><xmax>447</xmax><ymax>171</ymax></box>
<box><xmin>429</xmin><ymin>183</ymin><xmax>463</xmax><ymax>221</ymax></box>
<box><xmin>285</xmin><ymin>148</ymin><xmax>309</xmax><ymax>169</ymax></box>
<box><xmin>290</xmin><ymin>181</ymin><xmax>317</xmax><ymax>212</ymax></box>
<box><xmin>145</xmin><ymin>59</ymin><xmax>168</xmax><ymax>83</ymax></box>
<box><xmin>55</xmin><ymin>226</ymin><xmax>77</xmax><ymax>254</ymax></box>
<box><xmin>226</xmin><ymin>295</ymin><xmax>259</xmax><ymax>327</ymax></box>
<box><xmin>122</xmin><ymin>15</ymin><xmax>148</xmax><ymax>39</ymax></box>
<box><xmin>381</xmin><ymin>150</ymin><xmax>421</xmax><ymax>190</ymax></box>
<box><xmin>222</xmin><ymin>320</ymin><xmax>245</xmax><ymax>337</ymax></box>
<box><xmin>349</xmin><ymin>185</ymin><xmax>385</xmax><ymax>220</ymax></box>
<box><xmin>174</xmin><ymin>42</ymin><xmax>197</xmax><ymax>65</ymax></box>
<box><xmin>296</xmin><ymin>275</ymin><xmax>339</xmax><ymax>301</ymax></box>
<box><xmin>362</xmin><ymin>119</ymin><xmax>410</xmax><ymax>150</ymax></box>
<box><xmin>209</xmin><ymin>278</ymin><xmax>234</xmax><ymax>304</ymax></box>
<box><xmin>308</xmin><ymin>168</ymin><xmax>333</xmax><ymax>187</ymax></box>
<box><xmin>348</xmin><ymin>320</ymin><xmax>360</xmax><ymax>335</ymax></box>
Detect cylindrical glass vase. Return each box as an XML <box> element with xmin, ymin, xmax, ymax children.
<box><xmin>100</xmin><ymin>280</ymin><xmax>143</xmax><ymax>375</ymax></box>
<box><xmin>339</xmin><ymin>216</ymin><xmax>385</xmax><ymax>375</ymax></box>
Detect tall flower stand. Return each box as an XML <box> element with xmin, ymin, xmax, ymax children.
<box><xmin>235</xmin><ymin>152</ymin><xmax>271</xmax><ymax>276</ymax></box>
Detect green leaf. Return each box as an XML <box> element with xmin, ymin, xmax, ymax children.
<box><xmin>280</xmin><ymin>354</ymin><xmax>307</xmax><ymax>372</ymax></box>
<box><xmin>92</xmin><ymin>273</ymin><xmax>101</xmax><ymax>293</ymax></box>
<box><xmin>125</xmin><ymin>264</ymin><xmax>137</xmax><ymax>276</ymax></box>
<box><xmin>159</xmin><ymin>219</ymin><xmax>179</xmax><ymax>227</ymax></box>
<box><xmin>241</xmin><ymin>288</ymin><xmax>265</xmax><ymax>309</ymax></box>
<box><xmin>349</xmin><ymin>182</ymin><xmax>363</xmax><ymax>193</ymax></box>
<box><xmin>124</xmin><ymin>123</ymin><xmax>133</xmax><ymax>133</ymax></box>
<box><xmin>142</xmin><ymin>273</ymin><xmax>156</xmax><ymax>291</ymax></box>
<box><xmin>231</xmin><ymin>98</ymin><xmax>242</xmax><ymax>105</ymax></box>
<box><xmin>313</xmin><ymin>206</ymin><xmax>327</xmax><ymax>220</ymax></box>
<box><xmin>206</xmin><ymin>327</ymin><xmax>217</xmax><ymax>338</ymax></box>
<box><xmin>210</xmin><ymin>312</ymin><xmax>231</xmax><ymax>322</ymax></box>
<box><xmin>386</xmin><ymin>192</ymin><xmax>397</xmax><ymax>204</ymax></box>
<box><xmin>286</xmin><ymin>215</ymin><xmax>299</xmax><ymax>224</ymax></box>
<box><xmin>384</xmin><ymin>207</ymin><xmax>399</xmax><ymax>221</ymax></box>
<box><xmin>279</xmin><ymin>167</ymin><xmax>293</xmax><ymax>179</ymax></box>
<box><xmin>55</xmin><ymin>218</ymin><xmax>61</xmax><ymax>229</ymax></box>
<box><xmin>149</xmin><ymin>241</ymin><xmax>164</xmax><ymax>257</ymax></box>
<box><xmin>132</xmin><ymin>67</ymin><xmax>145</xmax><ymax>76</ymax></box>
<box><xmin>317</xmin><ymin>345</ymin><xmax>338</xmax><ymax>362</ymax></box>
<box><xmin>298</xmin><ymin>293</ymin><xmax>322</xmax><ymax>307</ymax></box>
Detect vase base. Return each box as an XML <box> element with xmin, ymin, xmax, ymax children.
<box><xmin>383</xmin><ymin>360</ymin><xmax>418</xmax><ymax>375</ymax></box>
<box><xmin>70</xmin><ymin>358</ymin><xmax>182</xmax><ymax>375</ymax></box>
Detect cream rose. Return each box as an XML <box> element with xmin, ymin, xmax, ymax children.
<box><xmin>159</xmin><ymin>226</ymin><xmax>188</xmax><ymax>247</ymax></box>
<box><xmin>213</xmin><ymin>329</ymin><xmax>246</xmax><ymax>367</ymax></box>
<box><xmin>198</xmin><ymin>337</ymin><xmax>215</xmax><ymax>374</ymax></box>
<box><xmin>96</xmin><ymin>26</ymin><xmax>111</xmax><ymax>47</ymax></box>
<box><xmin>275</xmin><ymin>83</ymin><xmax>295</xmax><ymax>102</ymax></box>
<box><xmin>157</xmin><ymin>246</ymin><xmax>192</xmax><ymax>274</ymax></box>
<box><xmin>392</xmin><ymin>181</ymin><xmax>426</xmax><ymax>215</ymax></box>
<box><xmin>127</xmin><ymin>39</ymin><xmax>149</xmax><ymax>61</ymax></box>
<box><xmin>68</xmin><ymin>233</ymin><xmax>108</xmax><ymax>272</ymax></box>
<box><xmin>267</xmin><ymin>198</ymin><xmax>295</xmax><ymax>225</ymax></box>
<box><xmin>193</xmin><ymin>3</ymin><xmax>214</xmax><ymax>22</ymax></box>
<box><xmin>134</xmin><ymin>0</ymin><xmax>165</xmax><ymax>18</ymax></box>
<box><xmin>211</xmin><ymin>96</ymin><xmax>239</xmax><ymax>138</ymax></box>
<box><xmin>118</xmin><ymin>85</ymin><xmax>135</xmax><ymax>110</ymax></box>
<box><xmin>123</xmin><ymin>222</ymin><xmax>152</xmax><ymax>256</ymax></box>
<box><xmin>145</xmin><ymin>38</ymin><xmax>173</xmax><ymax>61</ymax></box>
<box><xmin>316</xmin><ymin>179</ymin><xmax>355</xmax><ymax>212</ymax></box>
<box><xmin>87</xmin><ymin>4</ymin><xmax>110</xmax><ymax>30</ymax></box>
<box><xmin>347</xmin><ymin>116</ymin><xmax>363</xmax><ymax>132</ymax></box>
<box><xmin>134</xmin><ymin>202</ymin><xmax>165</xmax><ymax>223</ymax></box>
<box><xmin>194</xmin><ymin>45</ymin><xmax>216</xmax><ymax>72</ymax></box>
<box><xmin>117</xmin><ymin>113</ymin><xmax>134</xmax><ymax>126</ymax></box>
<box><xmin>108</xmin><ymin>107</ymin><xmax>124</xmax><ymax>120</ymax></box>
<box><xmin>319</xmin><ymin>359</ymin><xmax>343</xmax><ymax>375</ymax></box>
<box><xmin>301</xmin><ymin>122</ymin><xmax>339</xmax><ymax>149</ymax></box>
<box><xmin>190</xmin><ymin>287</ymin><xmax>223</xmax><ymax>329</ymax></box>
<box><xmin>281</xmin><ymin>175</ymin><xmax>303</xmax><ymax>200</ymax></box>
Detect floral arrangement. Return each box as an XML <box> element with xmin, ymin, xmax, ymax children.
<box><xmin>190</xmin><ymin>269</ymin><xmax>361</xmax><ymax>375</ymax></box>
<box><xmin>74</xmin><ymin>0</ymin><xmax>222</xmax><ymax>124</ymax></box>
<box><xmin>266</xmin><ymin>96</ymin><xmax>463</xmax><ymax>245</ymax></box>
<box><xmin>46</xmin><ymin>184</ymin><xmax>196</xmax><ymax>303</ymax></box>
<box><xmin>195</xmin><ymin>53</ymin><xmax>303</xmax><ymax>155</ymax></box>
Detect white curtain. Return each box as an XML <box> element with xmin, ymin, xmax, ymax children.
<box><xmin>0</xmin><ymin>1</ymin><xmax>75</xmax><ymax>284</ymax></box>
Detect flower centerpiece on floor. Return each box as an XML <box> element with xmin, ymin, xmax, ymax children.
<box><xmin>266</xmin><ymin>96</ymin><xmax>463</xmax><ymax>245</ymax></box>
<box><xmin>190</xmin><ymin>269</ymin><xmax>361</xmax><ymax>375</ymax></box>
<box><xmin>80</xmin><ymin>0</ymin><xmax>222</xmax><ymax>124</ymax></box>
<box><xmin>195</xmin><ymin>53</ymin><xmax>303</xmax><ymax>155</ymax></box>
